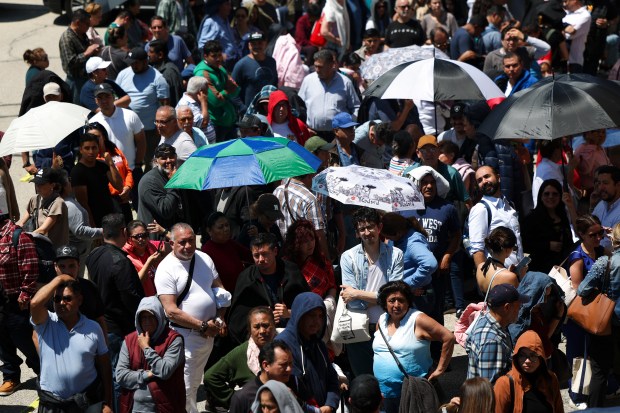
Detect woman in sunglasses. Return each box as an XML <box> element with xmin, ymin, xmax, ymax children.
<box><xmin>563</xmin><ymin>213</ymin><xmax>605</xmax><ymax>410</ymax></box>
<box><xmin>123</xmin><ymin>220</ymin><xmax>169</xmax><ymax>297</ymax></box>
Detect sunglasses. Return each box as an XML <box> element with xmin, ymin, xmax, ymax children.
<box><xmin>131</xmin><ymin>233</ymin><xmax>149</xmax><ymax>240</ymax></box>
<box><xmin>587</xmin><ymin>230</ymin><xmax>605</xmax><ymax>238</ymax></box>
<box><xmin>53</xmin><ymin>295</ymin><xmax>74</xmax><ymax>303</ymax></box>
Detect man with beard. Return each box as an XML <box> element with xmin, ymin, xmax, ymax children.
<box><xmin>468</xmin><ymin>166</ymin><xmax>522</xmax><ymax>267</ymax></box>
<box><xmin>137</xmin><ymin>144</ymin><xmax>187</xmax><ymax>232</ymax></box>
<box><xmin>592</xmin><ymin>165</ymin><xmax>620</xmax><ymax>252</ymax></box>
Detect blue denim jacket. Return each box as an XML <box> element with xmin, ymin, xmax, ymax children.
<box><xmin>340</xmin><ymin>242</ymin><xmax>404</xmax><ymax>310</ymax></box>
<box><xmin>578</xmin><ymin>251</ymin><xmax>620</xmax><ymax>322</ymax></box>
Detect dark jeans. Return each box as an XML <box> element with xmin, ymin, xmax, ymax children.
<box><xmin>563</xmin><ymin>319</ymin><xmax>587</xmax><ymax>403</ymax></box>
<box><xmin>0</xmin><ymin>303</ymin><xmax>40</xmax><ymax>381</ymax></box>
<box><xmin>589</xmin><ymin>332</ymin><xmax>614</xmax><ymax>407</ymax></box>
<box><xmin>449</xmin><ymin>250</ymin><xmax>466</xmax><ymax>310</ymax></box>
<box><xmin>107</xmin><ymin>332</ymin><xmax>124</xmax><ymax>413</ymax></box>
<box><xmin>346</xmin><ymin>323</ymin><xmax>376</xmax><ymax>377</ymax></box>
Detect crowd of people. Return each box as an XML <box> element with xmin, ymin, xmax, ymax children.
<box><xmin>4</xmin><ymin>0</ymin><xmax>620</xmax><ymax>412</ymax></box>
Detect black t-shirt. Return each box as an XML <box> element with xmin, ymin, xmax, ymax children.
<box><xmin>385</xmin><ymin>19</ymin><xmax>426</xmax><ymax>48</ymax></box>
<box><xmin>70</xmin><ymin>160</ymin><xmax>115</xmax><ymax>227</ymax></box>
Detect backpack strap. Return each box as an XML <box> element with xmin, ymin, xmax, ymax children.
<box><xmin>478</xmin><ymin>199</ymin><xmax>492</xmax><ymax>228</ymax></box>
<box><xmin>378</xmin><ymin>323</ymin><xmax>410</xmax><ymax>378</ymax></box>
<box><xmin>176</xmin><ymin>255</ymin><xmax>196</xmax><ymax>307</ymax></box>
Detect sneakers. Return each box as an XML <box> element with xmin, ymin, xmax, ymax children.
<box><xmin>568</xmin><ymin>399</ymin><xmax>588</xmax><ymax>410</ymax></box>
<box><xmin>0</xmin><ymin>379</ymin><xmax>21</xmax><ymax>396</ymax></box>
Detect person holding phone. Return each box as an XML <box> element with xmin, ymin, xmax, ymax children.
<box><xmin>123</xmin><ymin>220</ymin><xmax>169</xmax><ymax>296</ymax></box>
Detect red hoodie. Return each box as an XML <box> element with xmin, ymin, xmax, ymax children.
<box><xmin>267</xmin><ymin>90</ymin><xmax>311</xmax><ymax>146</ymax></box>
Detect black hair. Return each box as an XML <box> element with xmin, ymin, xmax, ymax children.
<box><xmin>206</xmin><ymin>211</ymin><xmax>228</xmax><ymax>229</ymax></box>
<box><xmin>126</xmin><ymin>220</ymin><xmax>147</xmax><ymax>234</ymax></box>
<box><xmin>342</xmin><ymin>52</ymin><xmax>362</xmax><ymax>68</ymax></box>
<box><xmin>484</xmin><ymin>226</ymin><xmax>517</xmax><ymax>253</ymax></box>
<box><xmin>533</xmin><ymin>179</ymin><xmax>569</xmax><ymax>224</ymax></box>
<box><xmin>373</xmin><ymin>121</ymin><xmax>394</xmax><ymax>145</ymax></box>
<box><xmin>313</xmin><ymin>49</ymin><xmax>336</xmax><ymax>64</ymax></box>
<box><xmin>392</xmin><ymin>131</ymin><xmax>413</xmax><ymax>158</ymax></box>
<box><xmin>72</xmin><ymin>9</ymin><xmax>90</xmax><ymax>23</ymax></box>
<box><xmin>150</xmin><ymin>15</ymin><xmax>167</xmax><ymax>26</ymax></box>
<box><xmin>84</xmin><ymin>123</ymin><xmax>118</xmax><ymax>153</ymax></box>
<box><xmin>149</xmin><ymin>39</ymin><xmax>169</xmax><ymax>56</ymax></box>
<box><xmin>575</xmin><ymin>214</ymin><xmax>602</xmax><ymax>238</ymax></box>
<box><xmin>377</xmin><ymin>280</ymin><xmax>415</xmax><ymax>312</ymax></box>
<box><xmin>438</xmin><ymin>140</ymin><xmax>459</xmax><ymax>160</ymax></box>
<box><xmin>250</xmin><ymin>232</ymin><xmax>278</xmax><ymax>250</ymax></box>
<box><xmin>203</xmin><ymin>40</ymin><xmax>223</xmax><ymax>55</ymax></box>
<box><xmin>503</xmin><ymin>51</ymin><xmax>522</xmax><ymax>63</ymax></box>
<box><xmin>537</xmin><ymin>139</ymin><xmax>561</xmax><ymax>160</ymax></box>
<box><xmin>307</xmin><ymin>3</ymin><xmax>322</xmax><ymax>18</ymax></box>
<box><xmin>102</xmin><ymin>213</ymin><xmax>126</xmax><ymax>240</ymax></box>
<box><xmin>79</xmin><ymin>132</ymin><xmax>99</xmax><ymax>147</ymax></box>
<box><xmin>58</xmin><ymin>279</ymin><xmax>82</xmax><ymax>296</ymax></box>
<box><xmin>595</xmin><ymin>165</ymin><xmax>620</xmax><ymax>184</ymax></box>
<box><xmin>107</xmin><ymin>25</ymin><xmax>126</xmax><ymax>46</ymax></box>
<box><xmin>247</xmin><ymin>306</ymin><xmax>275</xmax><ymax>330</ymax></box>
<box><xmin>352</xmin><ymin>207</ymin><xmax>381</xmax><ymax>230</ymax></box>
<box><xmin>259</xmin><ymin>340</ymin><xmax>291</xmax><ymax>368</ymax></box>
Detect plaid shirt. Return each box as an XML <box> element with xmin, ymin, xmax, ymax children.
<box><xmin>0</xmin><ymin>221</ymin><xmax>38</xmax><ymax>302</ymax></box>
<box><xmin>59</xmin><ymin>27</ymin><xmax>90</xmax><ymax>79</ymax></box>
<box><xmin>465</xmin><ymin>311</ymin><xmax>513</xmax><ymax>384</ymax></box>
<box><xmin>302</xmin><ymin>256</ymin><xmax>336</xmax><ymax>298</ymax></box>
<box><xmin>274</xmin><ymin>179</ymin><xmax>326</xmax><ymax>238</ymax></box>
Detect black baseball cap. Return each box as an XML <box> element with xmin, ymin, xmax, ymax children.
<box><xmin>94</xmin><ymin>83</ymin><xmax>115</xmax><ymax>97</ymax></box>
<box><xmin>126</xmin><ymin>47</ymin><xmax>148</xmax><ymax>64</ymax></box>
<box><xmin>154</xmin><ymin>143</ymin><xmax>177</xmax><ymax>158</ymax></box>
<box><xmin>487</xmin><ymin>284</ymin><xmax>530</xmax><ymax>308</ymax></box>
<box><xmin>55</xmin><ymin>245</ymin><xmax>79</xmax><ymax>262</ymax></box>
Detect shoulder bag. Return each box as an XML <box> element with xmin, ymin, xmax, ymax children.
<box><xmin>548</xmin><ymin>256</ymin><xmax>577</xmax><ymax>306</ymax></box>
<box><xmin>567</xmin><ymin>258</ymin><xmax>614</xmax><ymax>335</ymax></box>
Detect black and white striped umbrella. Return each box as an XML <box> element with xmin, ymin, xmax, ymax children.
<box><xmin>371</xmin><ymin>58</ymin><xmax>504</xmax><ymax>101</ymax></box>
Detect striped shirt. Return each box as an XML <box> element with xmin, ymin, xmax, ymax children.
<box><xmin>273</xmin><ymin>179</ymin><xmax>325</xmax><ymax>238</ymax></box>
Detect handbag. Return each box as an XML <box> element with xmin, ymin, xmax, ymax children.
<box><xmin>330</xmin><ymin>296</ymin><xmax>370</xmax><ymax>344</ymax></box>
<box><xmin>549</xmin><ymin>348</ymin><xmax>572</xmax><ymax>386</ymax></box>
<box><xmin>571</xmin><ymin>338</ymin><xmax>592</xmax><ymax>395</ymax></box>
<box><xmin>567</xmin><ymin>259</ymin><xmax>614</xmax><ymax>335</ymax></box>
<box><xmin>548</xmin><ymin>257</ymin><xmax>576</xmax><ymax>306</ymax></box>
<box><xmin>309</xmin><ymin>13</ymin><xmax>327</xmax><ymax>47</ymax></box>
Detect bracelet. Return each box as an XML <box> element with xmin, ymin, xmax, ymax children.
<box><xmin>199</xmin><ymin>320</ymin><xmax>208</xmax><ymax>333</ymax></box>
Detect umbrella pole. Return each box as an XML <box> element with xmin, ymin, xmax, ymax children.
<box><xmin>434</xmin><ymin>101</ymin><xmax>438</xmax><ymax>137</ymax></box>
<box><xmin>561</xmin><ymin>143</ymin><xmax>569</xmax><ymax>193</ymax></box>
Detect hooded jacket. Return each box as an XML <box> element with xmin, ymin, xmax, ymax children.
<box><xmin>251</xmin><ymin>380</ymin><xmax>305</xmax><ymax>413</ymax></box>
<box><xmin>267</xmin><ymin>90</ymin><xmax>311</xmax><ymax>146</ymax></box>
<box><xmin>493</xmin><ymin>330</ymin><xmax>563</xmax><ymax>413</ymax></box>
<box><xmin>117</xmin><ymin>296</ymin><xmax>185</xmax><ymax>413</ymax></box>
<box><xmin>276</xmin><ymin>292</ymin><xmax>340</xmax><ymax>409</ymax></box>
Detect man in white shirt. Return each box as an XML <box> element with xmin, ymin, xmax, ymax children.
<box><xmin>562</xmin><ymin>0</ymin><xmax>592</xmax><ymax>73</ymax></box>
<box><xmin>592</xmin><ymin>165</ymin><xmax>620</xmax><ymax>251</ymax></box>
<box><xmin>532</xmin><ymin>140</ymin><xmax>565</xmax><ymax>207</ymax></box>
<box><xmin>155</xmin><ymin>223</ymin><xmax>230</xmax><ymax>413</ymax></box>
<box><xmin>468</xmin><ymin>166</ymin><xmax>523</xmax><ymax>267</ymax></box>
<box><xmin>155</xmin><ymin>106</ymin><xmax>197</xmax><ymax>164</ymax></box>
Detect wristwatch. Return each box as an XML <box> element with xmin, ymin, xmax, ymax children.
<box><xmin>23</xmin><ymin>161</ymin><xmax>31</xmax><ymax>168</ymax></box>
<box><xmin>199</xmin><ymin>320</ymin><xmax>209</xmax><ymax>334</ymax></box>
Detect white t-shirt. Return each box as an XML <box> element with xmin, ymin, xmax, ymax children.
<box><xmin>91</xmin><ymin>107</ymin><xmax>144</xmax><ymax>169</ymax></box>
<box><xmin>155</xmin><ymin>250</ymin><xmax>219</xmax><ymax>321</ymax></box>
<box><xmin>159</xmin><ymin>129</ymin><xmax>197</xmax><ymax>163</ymax></box>
<box><xmin>271</xmin><ymin>122</ymin><xmax>295</xmax><ymax>140</ymax></box>
<box><xmin>366</xmin><ymin>262</ymin><xmax>387</xmax><ymax>323</ymax></box>
<box><xmin>437</xmin><ymin>128</ymin><xmax>466</xmax><ymax>149</ymax></box>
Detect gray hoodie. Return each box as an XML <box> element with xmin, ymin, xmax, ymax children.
<box><xmin>116</xmin><ymin>296</ymin><xmax>184</xmax><ymax>412</ymax></box>
<box><xmin>251</xmin><ymin>380</ymin><xmax>305</xmax><ymax>413</ymax></box>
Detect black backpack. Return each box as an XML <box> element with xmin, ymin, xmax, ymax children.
<box><xmin>12</xmin><ymin>228</ymin><xmax>57</xmax><ymax>285</ymax></box>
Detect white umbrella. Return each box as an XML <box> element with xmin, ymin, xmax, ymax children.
<box><xmin>380</xmin><ymin>58</ymin><xmax>504</xmax><ymax>101</ymax></box>
<box><xmin>0</xmin><ymin>101</ymin><xmax>90</xmax><ymax>157</ymax></box>
<box><xmin>312</xmin><ymin>165</ymin><xmax>425</xmax><ymax>212</ymax></box>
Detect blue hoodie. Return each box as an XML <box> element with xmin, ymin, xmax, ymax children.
<box><xmin>276</xmin><ymin>292</ymin><xmax>340</xmax><ymax>409</ymax></box>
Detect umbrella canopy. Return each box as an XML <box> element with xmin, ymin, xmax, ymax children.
<box><xmin>0</xmin><ymin>101</ymin><xmax>89</xmax><ymax>157</ymax></box>
<box><xmin>478</xmin><ymin>73</ymin><xmax>620</xmax><ymax>141</ymax></box>
<box><xmin>165</xmin><ymin>137</ymin><xmax>322</xmax><ymax>190</ymax></box>
<box><xmin>378</xmin><ymin>58</ymin><xmax>504</xmax><ymax>101</ymax></box>
<box><xmin>312</xmin><ymin>165</ymin><xmax>425</xmax><ymax>212</ymax></box>
<box><xmin>360</xmin><ymin>45</ymin><xmax>449</xmax><ymax>81</ymax></box>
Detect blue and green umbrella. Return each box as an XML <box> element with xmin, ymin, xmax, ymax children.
<box><xmin>165</xmin><ymin>137</ymin><xmax>322</xmax><ymax>190</ymax></box>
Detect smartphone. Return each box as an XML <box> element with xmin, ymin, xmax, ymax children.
<box><xmin>515</xmin><ymin>255</ymin><xmax>531</xmax><ymax>274</ymax></box>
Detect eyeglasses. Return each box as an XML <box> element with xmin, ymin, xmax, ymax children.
<box><xmin>517</xmin><ymin>352</ymin><xmax>539</xmax><ymax>362</ymax></box>
<box><xmin>131</xmin><ymin>233</ymin><xmax>149</xmax><ymax>240</ymax></box>
<box><xmin>155</xmin><ymin>118</ymin><xmax>174</xmax><ymax>125</ymax></box>
<box><xmin>357</xmin><ymin>225</ymin><xmax>378</xmax><ymax>233</ymax></box>
<box><xmin>53</xmin><ymin>295</ymin><xmax>74</xmax><ymax>303</ymax></box>
<box><xmin>419</xmin><ymin>147</ymin><xmax>438</xmax><ymax>153</ymax></box>
<box><xmin>178</xmin><ymin>117</ymin><xmax>193</xmax><ymax>124</ymax></box>
<box><xmin>398</xmin><ymin>4</ymin><xmax>411</xmax><ymax>9</ymax></box>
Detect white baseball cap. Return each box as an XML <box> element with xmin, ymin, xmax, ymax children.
<box><xmin>86</xmin><ymin>57</ymin><xmax>111</xmax><ymax>74</ymax></box>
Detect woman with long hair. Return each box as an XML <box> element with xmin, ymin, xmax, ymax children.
<box><xmin>521</xmin><ymin>179</ymin><xmax>576</xmax><ymax>272</ymax></box>
<box><xmin>421</xmin><ymin>0</ymin><xmax>458</xmax><ymax>37</ymax></box>
<box><xmin>123</xmin><ymin>220</ymin><xmax>168</xmax><ymax>297</ymax></box>
<box><xmin>84</xmin><ymin>122</ymin><xmax>134</xmax><ymax>224</ymax></box>
<box><xmin>563</xmin><ymin>214</ymin><xmax>606</xmax><ymax>409</ymax></box>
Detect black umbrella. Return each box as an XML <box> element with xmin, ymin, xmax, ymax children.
<box><xmin>478</xmin><ymin>73</ymin><xmax>620</xmax><ymax>141</ymax></box>
<box><xmin>363</xmin><ymin>61</ymin><xmax>414</xmax><ymax>98</ymax></box>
